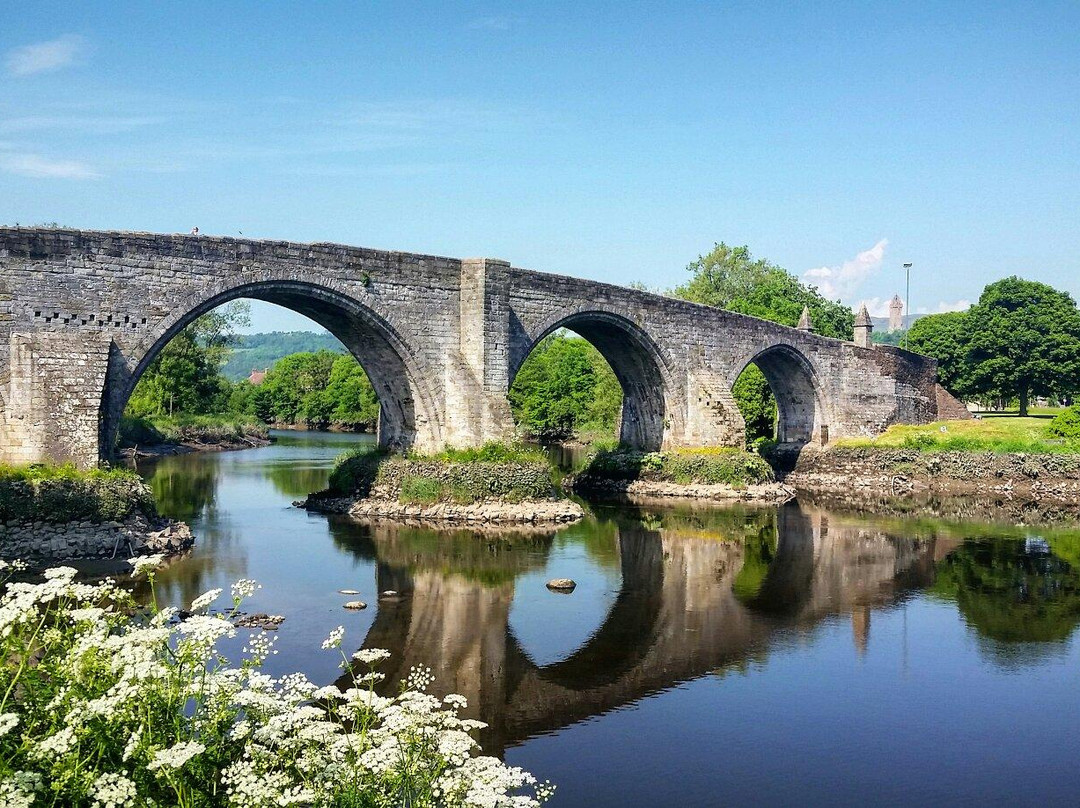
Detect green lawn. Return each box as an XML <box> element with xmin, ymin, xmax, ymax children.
<box><xmin>836</xmin><ymin>413</ymin><xmax>1074</xmax><ymax>453</ymax></box>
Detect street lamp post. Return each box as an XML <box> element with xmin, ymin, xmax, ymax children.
<box><xmin>902</xmin><ymin>262</ymin><xmax>913</xmax><ymax>349</ymax></box>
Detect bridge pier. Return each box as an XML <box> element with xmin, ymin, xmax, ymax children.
<box><xmin>3</xmin><ymin>332</ymin><xmax>111</xmax><ymax>468</ymax></box>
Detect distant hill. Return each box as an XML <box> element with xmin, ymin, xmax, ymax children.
<box><xmin>223</xmin><ymin>331</ymin><xmax>346</xmax><ymax>380</ymax></box>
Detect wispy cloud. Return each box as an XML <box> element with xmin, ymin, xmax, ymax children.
<box><xmin>5</xmin><ymin>35</ymin><xmax>87</xmax><ymax>76</ymax></box>
<box><xmin>0</xmin><ymin>115</ymin><xmax>164</xmax><ymax>135</ymax></box>
<box><xmin>0</xmin><ymin>153</ymin><xmax>101</xmax><ymax>179</ymax></box>
<box><xmin>803</xmin><ymin>238</ymin><xmax>889</xmax><ymax>300</ymax></box>
<box><xmin>465</xmin><ymin>15</ymin><xmax>511</xmax><ymax>31</ymax></box>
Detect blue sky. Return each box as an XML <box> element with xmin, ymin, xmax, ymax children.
<box><xmin>3</xmin><ymin>2</ymin><xmax>1078</xmax><ymax>332</ymax></box>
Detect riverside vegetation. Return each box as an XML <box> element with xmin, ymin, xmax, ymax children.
<box><xmin>0</xmin><ymin>558</ymin><xmax>552</xmax><ymax>807</ymax></box>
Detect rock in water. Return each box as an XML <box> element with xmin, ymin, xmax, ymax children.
<box><xmin>546</xmin><ymin>578</ymin><xmax>577</xmax><ymax>592</ymax></box>
<box><xmin>235</xmin><ymin>613</ymin><xmax>285</xmax><ymax>630</ymax></box>
<box><xmin>343</xmin><ymin>600</ymin><xmax>367</xmax><ymax>610</ymax></box>
<box><xmin>338</xmin><ymin>589</ymin><xmax>361</xmax><ymax>595</ymax></box>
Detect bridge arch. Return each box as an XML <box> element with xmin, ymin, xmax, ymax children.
<box><xmin>734</xmin><ymin>343</ymin><xmax>830</xmax><ymax>446</ymax></box>
<box><xmin>510</xmin><ymin>309</ymin><xmax>683</xmax><ymax>451</ymax></box>
<box><xmin>100</xmin><ymin>278</ymin><xmax>443</xmax><ymax>458</ymax></box>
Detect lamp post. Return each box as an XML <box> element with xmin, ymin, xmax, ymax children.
<box><xmin>902</xmin><ymin>262</ymin><xmax>913</xmax><ymax>349</ymax></box>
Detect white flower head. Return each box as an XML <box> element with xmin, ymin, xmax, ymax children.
<box><xmin>148</xmin><ymin>740</ymin><xmax>205</xmax><ymax>772</ymax></box>
<box><xmin>129</xmin><ymin>554</ymin><xmax>165</xmax><ymax>576</ymax></box>
<box><xmin>322</xmin><ymin>625</ymin><xmax>345</xmax><ymax>650</ymax></box>
<box><xmin>231</xmin><ymin>579</ymin><xmax>260</xmax><ymax>601</ymax></box>
<box><xmin>0</xmin><ymin>713</ymin><xmax>18</xmax><ymax>738</ymax></box>
<box><xmin>89</xmin><ymin>771</ymin><xmax>137</xmax><ymax>808</ymax></box>
<box><xmin>190</xmin><ymin>588</ymin><xmax>223</xmax><ymax>612</ymax></box>
<box><xmin>352</xmin><ymin>648</ymin><xmax>391</xmax><ymax>665</ymax></box>
<box><xmin>43</xmin><ymin>566</ymin><xmax>78</xmax><ymax>581</ymax></box>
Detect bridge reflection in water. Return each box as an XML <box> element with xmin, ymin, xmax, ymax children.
<box><xmin>327</xmin><ymin>503</ymin><xmax>946</xmax><ymax>755</ymax></box>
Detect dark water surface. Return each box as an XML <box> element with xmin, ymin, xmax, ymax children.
<box><xmin>137</xmin><ymin>430</ymin><xmax>1080</xmax><ymax>807</ymax></box>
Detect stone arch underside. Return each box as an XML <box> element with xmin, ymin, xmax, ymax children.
<box><xmin>100</xmin><ymin>280</ymin><xmax>442</xmax><ymax>460</ymax></box>
<box><xmin>512</xmin><ymin>311</ymin><xmax>682</xmax><ymax>451</ymax></box>
<box><xmin>740</xmin><ymin>344</ymin><xmax>828</xmax><ymax>446</ymax></box>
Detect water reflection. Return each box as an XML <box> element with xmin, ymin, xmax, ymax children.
<box><xmin>133</xmin><ymin>432</ymin><xmax>1080</xmax><ymax>806</ymax></box>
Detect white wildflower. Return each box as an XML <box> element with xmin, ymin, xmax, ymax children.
<box><xmin>0</xmin><ymin>713</ymin><xmax>18</xmax><ymax>737</ymax></box>
<box><xmin>89</xmin><ymin>771</ymin><xmax>137</xmax><ymax>808</ymax></box>
<box><xmin>352</xmin><ymin>648</ymin><xmax>391</xmax><ymax>665</ymax></box>
<box><xmin>443</xmin><ymin>693</ymin><xmax>468</xmax><ymax>709</ymax></box>
<box><xmin>148</xmin><ymin>740</ymin><xmax>205</xmax><ymax>772</ymax></box>
<box><xmin>190</xmin><ymin>587</ymin><xmax>223</xmax><ymax>611</ymax></box>
<box><xmin>231</xmin><ymin>578</ymin><xmax>260</xmax><ymax>601</ymax></box>
<box><xmin>128</xmin><ymin>554</ymin><xmax>164</xmax><ymax>576</ymax></box>
<box><xmin>43</xmin><ymin>565</ymin><xmax>78</xmax><ymax>581</ymax></box>
<box><xmin>322</xmin><ymin>625</ymin><xmax>345</xmax><ymax>650</ymax></box>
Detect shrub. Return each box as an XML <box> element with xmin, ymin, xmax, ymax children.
<box><xmin>399</xmin><ymin>476</ymin><xmax>445</xmax><ymax>504</ymax></box>
<box><xmin>1048</xmin><ymin>406</ymin><xmax>1080</xmax><ymax>440</ymax></box>
<box><xmin>0</xmin><ymin>560</ymin><xmax>553</xmax><ymax>807</ymax></box>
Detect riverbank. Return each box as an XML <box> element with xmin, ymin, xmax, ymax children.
<box><xmin>0</xmin><ymin>464</ymin><xmax>193</xmax><ymax>561</ymax></box>
<box><xmin>303</xmin><ymin>443</ymin><xmax>585</xmax><ymax>524</ymax></box>
<box><xmin>777</xmin><ymin>445</ymin><xmax>1080</xmax><ymax>505</ymax></box>
<box><xmin>119</xmin><ymin>414</ymin><xmax>271</xmax><ymax>457</ymax></box>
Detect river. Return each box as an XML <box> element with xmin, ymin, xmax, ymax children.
<box><xmin>135</xmin><ymin>430</ymin><xmax>1080</xmax><ymax>807</ymax></box>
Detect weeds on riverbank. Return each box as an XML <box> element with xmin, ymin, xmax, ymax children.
<box><xmin>836</xmin><ymin>415</ymin><xmax>1080</xmax><ymax>454</ymax></box>
<box><xmin>325</xmin><ymin>443</ymin><xmax>559</xmax><ymax>505</ymax></box>
<box><xmin>119</xmin><ymin>415</ymin><xmax>270</xmax><ymax>449</ymax></box>
<box><xmin>0</xmin><ymin>559</ymin><xmax>552</xmax><ymax>807</ymax></box>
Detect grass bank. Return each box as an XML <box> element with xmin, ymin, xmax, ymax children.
<box><xmin>325</xmin><ymin>442</ymin><xmax>560</xmax><ymax>505</ymax></box>
<box><xmin>0</xmin><ymin>463</ymin><xmax>157</xmax><ymax>523</ymax></box>
<box><xmin>119</xmin><ymin>414</ymin><xmax>270</xmax><ymax>451</ymax></box>
<box><xmin>834</xmin><ymin>411</ymin><xmax>1080</xmax><ymax>454</ymax></box>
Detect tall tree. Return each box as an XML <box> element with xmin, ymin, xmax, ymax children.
<box><xmin>964</xmin><ymin>277</ymin><xmax>1080</xmax><ymax>415</ymax></box>
<box><xmin>906</xmin><ymin>311</ymin><xmax>976</xmax><ymax>399</ymax></box>
<box><xmin>673</xmin><ymin>242</ymin><xmax>855</xmax><ymax>340</ymax></box>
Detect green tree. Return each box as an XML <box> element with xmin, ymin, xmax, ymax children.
<box><xmin>965</xmin><ymin>277</ymin><xmax>1080</xmax><ymax>415</ymax></box>
<box><xmin>674</xmin><ymin>242</ymin><xmax>855</xmax><ymax>340</ymax></box>
<box><xmin>906</xmin><ymin>311</ymin><xmax>977</xmax><ymax>399</ymax></box>
<box><xmin>126</xmin><ymin>302</ymin><xmax>250</xmax><ymax>417</ymax></box>
<box><xmin>510</xmin><ymin>334</ymin><xmax>621</xmax><ymax>440</ymax></box>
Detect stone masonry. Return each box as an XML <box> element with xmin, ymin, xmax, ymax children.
<box><xmin>0</xmin><ymin>228</ymin><xmax>962</xmax><ymax>468</ymax></box>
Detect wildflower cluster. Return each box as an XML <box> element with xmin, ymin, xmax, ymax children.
<box><xmin>0</xmin><ymin>558</ymin><xmax>552</xmax><ymax>807</ymax></box>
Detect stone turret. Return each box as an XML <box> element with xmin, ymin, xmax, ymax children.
<box><xmin>854</xmin><ymin>304</ymin><xmax>874</xmax><ymax>348</ymax></box>
<box><xmin>888</xmin><ymin>294</ymin><xmax>904</xmax><ymax>332</ymax></box>
<box><xmin>796</xmin><ymin>305</ymin><xmax>814</xmax><ymax>333</ymax></box>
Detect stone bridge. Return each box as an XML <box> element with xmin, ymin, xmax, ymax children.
<box><xmin>0</xmin><ymin>228</ymin><xmax>959</xmax><ymax>467</ymax></box>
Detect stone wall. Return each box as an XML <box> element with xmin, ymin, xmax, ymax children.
<box><xmin>0</xmin><ymin>514</ymin><xmax>193</xmax><ymax>562</ymax></box>
<box><xmin>0</xmin><ymin>228</ymin><xmax>952</xmax><ymax>468</ymax></box>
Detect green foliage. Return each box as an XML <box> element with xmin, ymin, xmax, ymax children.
<box><xmin>673</xmin><ymin>242</ymin><xmax>855</xmax><ymax>340</ymax></box>
<box><xmin>965</xmin><ymin>277</ymin><xmax>1080</xmax><ymax>416</ymax></box>
<box><xmin>510</xmin><ymin>334</ymin><xmax>622</xmax><ymax>441</ymax></box>
<box><xmin>0</xmin><ymin>464</ymin><xmax>156</xmax><ymax>523</ymax></box>
<box><xmin>325</xmin><ymin>447</ymin><xmax>557</xmax><ymax>504</ymax></box>
<box><xmin>251</xmin><ymin>351</ymin><xmax>379</xmax><ymax>431</ymax></box>
<box><xmin>1047</xmin><ymin>405</ymin><xmax>1080</xmax><ymax>440</ymax></box>
<box><xmin>579</xmin><ymin>447</ymin><xmax>775</xmax><ymax>487</ymax></box>
<box><xmin>838</xmin><ymin>417</ymin><xmax>1073</xmax><ymax>454</ymax></box>
<box><xmin>119</xmin><ymin>414</ymin><xmax>269</xmax><ymax>447</ymax></box>
<box><xmin>127</xmin><ymin>302</ymin><xmax>249</xmax><ymax>418</ymax></box>
<box><xmin>907</xmin><ymin>311</ymin><xmax>976</xmax><ymax>398</ymax></box>
<box><xmin>732</xmin><ymin>364</ymin><xmax>776</xmax><ymax>442</ymax></box>
<box><xmin>221</xmin><ymin>331</ymin><xmax>346</xmax><ymax>380</ymax></box>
